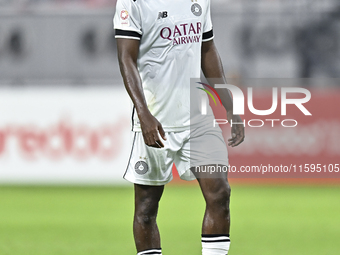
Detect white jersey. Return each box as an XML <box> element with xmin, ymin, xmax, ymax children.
<box><xmin>114</xmin><ymin>0</ymin><xmax>215</xmax><ymax>132</ymax></box>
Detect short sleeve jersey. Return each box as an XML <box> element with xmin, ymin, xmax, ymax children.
<box><xmin>114</xmin><ymin>0</ymin><xmax>215</xmax><ymax>132</ymax></box>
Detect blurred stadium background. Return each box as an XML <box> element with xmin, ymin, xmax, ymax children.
<box><xmin>0</xmin><ymin>0</ymin><xmax>339</xmax><ymax>254</ymax></box>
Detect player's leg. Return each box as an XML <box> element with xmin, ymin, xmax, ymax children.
<box><xmin>134</xmin><ymin>183</ymin><xmax>164</xmax><ymax>255</ymax></box>
<box><xmin>197</xmin><ymin>172</ymin><xmax>231</xmax><ymax>234</ymax></box>
<box><xmin>175</xmin><ymin>126</ymin><xmax>231</xmax><ymax>254</ymax></box>
<box><xmin>126</xmin><ymin>131</ymin><xmax>180</xmax><ymax>254</ymax></box>
<box><xmin>196</xmin><ymin>168</ymin><xmax>231</xmax><ymax>255</ymax></box>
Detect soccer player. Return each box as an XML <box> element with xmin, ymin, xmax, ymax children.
<box><xmin>114</xmin><ymin>0</ymin><xmax>244</xmax><ymax>254</ymax></box>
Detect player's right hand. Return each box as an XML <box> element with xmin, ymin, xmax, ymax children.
<box><xmin>139</xmin><ymin>111</ymin><xmax>167</xmax><ymax>148</ymax></box>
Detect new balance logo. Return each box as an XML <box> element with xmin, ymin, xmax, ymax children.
<box><xmin>158</xmin><ymin>11</ymin><xmax>168</xmax><ymax>19</ymax></box>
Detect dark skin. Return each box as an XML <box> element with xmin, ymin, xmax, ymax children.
<box><xmin>117</xmin><ymin>39</ymin><xmax>166</xmax><ymax>149</ymax></box>
<box><xmin>117</xmin><ymin>38</ymin><xmax>245</xmax><ymax>252</ymax></box>
<box><xmin>201</xmin><ymin>40</ymin><xmax>245</xmax><ymax>147</ymax></box>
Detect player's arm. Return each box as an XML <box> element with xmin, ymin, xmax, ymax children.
<box><xmin>201</xmin><ymin>39</ymin><xmax>245</xmax><ymax>147</ymax></box>
<box><xmin>117</xmin><ymin>38</ymin><xmax>166</xmax><ymax>148</ymax></box>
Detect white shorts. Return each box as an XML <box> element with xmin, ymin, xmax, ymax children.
<box><xmin>123</xmin><ymin>125</ymin><xmax>229</xmax><ymax>186</ymax></box>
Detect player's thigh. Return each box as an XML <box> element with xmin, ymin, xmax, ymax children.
<box><xmin>195</xmin><ymin>170</ymin><xmax>231</xmax><ymax>205</ymax></box>
<box><xmin>134</xmin><ymin>184</ymin><xmax>164</xmax><ymax>215</ymax></box>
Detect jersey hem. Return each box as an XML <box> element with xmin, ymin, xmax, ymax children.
<box><xmin>124</xmin><ymin>175</ymin><xmax>173</xmax><ymax>186</ymax></box>
<box><xmin>190</xmin><ymin>160</ymin><xmax>229</xmax><ymax>169</ymax></box>
<box><xmin>115</xmin><ymin>35</ymin><xmax>141</xmax><ymax>40</ymax></box>
<box><xmin>202</xmin><ymin>35</ymin><xmax>214</xmax><ymax>42</ymax></box>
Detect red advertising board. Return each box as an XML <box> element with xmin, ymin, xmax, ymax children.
<box><xmin>173</xmin><ymin>88</ymin><xmax>340</xmax><ymax>182</ymax></box>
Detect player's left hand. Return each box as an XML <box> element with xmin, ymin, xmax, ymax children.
<box><xmin>228</xmin><ymin>115</ymin><xmax>245</xmax><ymax>147</ymax></box>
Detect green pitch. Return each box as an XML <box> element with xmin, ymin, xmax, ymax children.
<box><xmin>0</xmin><ymin>184</ymin><xmax>339</xmax><ymax>255</ymax></box>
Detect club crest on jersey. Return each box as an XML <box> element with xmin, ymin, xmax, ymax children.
<box><xmin>135</xmin><ymin>161</ymin><xmax>149</xmax><ymax>175</ymax></box>
<box><xmin>191</xmin><ymin>3</ymin><xmax>202</xmax><ymax>16</ymax></box>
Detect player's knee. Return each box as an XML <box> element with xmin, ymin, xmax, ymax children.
<box><xmin>206</xmin><ymin>184</ymin><xmax>231</xmax><ymax>211</ymax></box>
<box><xmin>135</xmin><ymin>209</ymin><xmax>157</xmax><ymax>225</ymax></box>
<box><xmin>137</xmin><ymin>213</ymin><xmax>156</xmax><ymax>225</ymax></box>
<box><xmin>135</xmin><ymin>198</ymin><xmax>159</xmax><ymax>225</ymax></box>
